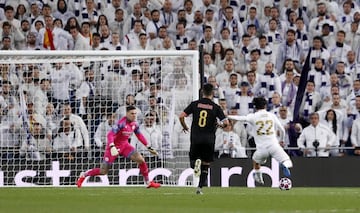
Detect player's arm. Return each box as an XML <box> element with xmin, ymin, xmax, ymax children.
<box><xmin>218</xmin><ymin>118</ymin><xmax>229</xmax><ymax>128</ymax></box>
<box><xmin>228</xmin><ymin>115</ymin><xmax>248</xmax><ymax>121</ymax></box>
<box><xmin>107</xmin><ymin>122</ymin><xmax>125</xmax><ymax>156</ymax></box>
<box><xmin>179</xmin><ymin>111</ymin><xmax>189</xmax><ymax>133</ymax></box>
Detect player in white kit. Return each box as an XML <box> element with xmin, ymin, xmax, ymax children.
<box><xmin>228</xmin><ymin>97</ymin><xmax>293</xmax><ymax>184</ymax></box>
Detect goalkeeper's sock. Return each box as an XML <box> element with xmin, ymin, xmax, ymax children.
<box><xmin>198</xmin><ymin>165</ymin><xmax>209</xmax><ymax>188</ymax></box>
<box><xmin>85</xmin><ymin>168</ymin><xmax>101</xmax><ymax>177</ymax></box>
<box><xmin>139</xmin><ymin>162</ymin><xmax>149</xmax><ymax>183</ymax></box>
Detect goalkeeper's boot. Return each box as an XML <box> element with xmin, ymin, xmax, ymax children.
<box><xmin>194</xmin><ymin>159</ymin><xmax>201</xmax><ymax>177</ymax></box>
<box><xmin>253</xmin><ymin>171</ymin><xmax>264</xmax><ymax>185</ymax></box>
<box><xmin>280</xmin><ymin>164</ymin><xmax>291</xmax><ymax>178</ymax></box>
<box><xmin>196</xmin><ymin>187</ymin><xmax>203</xmax><ymax>195</ymax></box>
<box><xmin>76</xmin><ymin>172</ymin><xmax>86</xmax><ymax>188</ymax></box>
<box><xmin>147</xmin><ymin>181</ymin><xmax>161</xmax><ymax>189</ymax></box>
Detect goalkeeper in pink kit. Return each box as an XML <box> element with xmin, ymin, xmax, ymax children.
<box><xmin>77</xmin><ymin>106</ymin><xmax>161</xmax><ymax>188</ymax></box>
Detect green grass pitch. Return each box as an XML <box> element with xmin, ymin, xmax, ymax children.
<box><xmin>0</xmin><ymin>187</ymin><xmax>359</xmax><ymax>213</ymax></box>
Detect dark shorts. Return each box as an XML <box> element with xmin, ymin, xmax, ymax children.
<box><xmin>189</xmin><ymin>133</ymin><xmax>215</xmax><ymax>163</ymax></box>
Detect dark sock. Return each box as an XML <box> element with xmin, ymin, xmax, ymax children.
<box><xmin>198</xmin><ymin>164</ymin><xmax>209</xmax><ymax>188</ymax></box>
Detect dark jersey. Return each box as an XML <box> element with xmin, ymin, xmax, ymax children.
<box><xmin>183</xmin><ymin>98</ymin><xmax>226</xmax><ymax>136</ymax></box>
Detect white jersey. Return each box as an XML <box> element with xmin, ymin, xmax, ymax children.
<box><xmin>228</xmin><ymin>109</ymin><xmax>285</xmax><ymax>147</ymax></box>
<box><xmin>229</xmin><ymin>109</ymin><xmax>291</xmax><ymax>166</ymax></box>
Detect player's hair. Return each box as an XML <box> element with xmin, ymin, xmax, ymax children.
<box><xmin>253</xmin><ymin>97</ymin><xmax>267</xmax><ymax>110</ymax></box>
<box><xmin>126</xmin><ymin>105</ymin><xmax>137</xmax><ymax>112</ymax></box>
<box><xmin>202</xmin><ymin>83</ymin><xmax>214</xmax><ymax>97</ymax></box>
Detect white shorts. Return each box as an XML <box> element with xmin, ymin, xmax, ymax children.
<box><xmin>252</xmin><ymin>143</ymin><xmax>290</xmax><ymax>165</ymax></box>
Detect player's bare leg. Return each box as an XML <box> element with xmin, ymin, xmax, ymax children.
<box><xmin>252</xmin><ymin>161</ymin><xmax>264</xmax><ymax>185</ymax></box>
<box><xmin>130</xmin><ymin>151</ymin><xmax>160</xmax><ymax>188</ymax></box>
<box><xmin>77</xmin><ymin>163</ymin><xmax>110</xmax><ymax>188</ymax></box>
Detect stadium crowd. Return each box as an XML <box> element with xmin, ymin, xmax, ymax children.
<box><xmin>1</xmin><ymin>0</ymin><xmax>360</xmax><ymax>161</ymax></box>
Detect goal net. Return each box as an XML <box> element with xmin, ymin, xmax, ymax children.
<box><xmin>0</xmin><ymin>50</ymin><xmax>199</xmax><ymax>187</ymax></box>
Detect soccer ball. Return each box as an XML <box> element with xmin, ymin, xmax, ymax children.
<box><xmin>279</xmin><ymin>177</ymin><xmax>292</xmax><ymax>190</ymax></box>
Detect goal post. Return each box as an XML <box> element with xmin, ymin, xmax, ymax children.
<box><xmin>0</xmin><ymin>50</ymin><xmax>199</xmax><ymax>187</ymax></box>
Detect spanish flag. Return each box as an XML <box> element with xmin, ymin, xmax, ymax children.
<box><xmin>43</xmin><ymin>28</ymin><xmax>55</xmax><ymax>50</ymax></box>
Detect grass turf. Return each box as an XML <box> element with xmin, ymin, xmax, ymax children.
<box><xmin>0</xmin><ymin>187</ymin><xmax>359</xmax><ymax>213</ymax></box>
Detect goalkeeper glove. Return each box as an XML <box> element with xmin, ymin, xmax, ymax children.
<box><xmin>109</xmin><ymin>142</ymin><xmax>119</xmax><ymax>156</ymax></box>
<box><xmin>147</xmin><ymin>146</ymin><xmax>158</xmax><ymax>156</ymax></box>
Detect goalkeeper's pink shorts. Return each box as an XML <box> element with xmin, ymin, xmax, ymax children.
<box><xmin>103</xmin><ymin>141</ymin><xmax>135</xmax><ymax>164</ymax></box>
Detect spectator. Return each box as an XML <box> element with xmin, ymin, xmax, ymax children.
<box><xmin>350</xmin><ymin>116</ymin><xmax>360</xmax><ymax>155</ymax></box>
<box><xmin>159</xmin><ymin>0</ymin><xmax>177</xmax><ymax>28</ymax></box>
<box><xmin>38</xmin><ymin>15</ymin><xmax>73</xmax><ymax>50</ymax></box>
<box><xmin>80</xmin><ymin>22</ymin><xmax>92</xmax><ymax>46</ymax></box>
<box><xmin>60</xmin><ymin>103</ymin><xmax>90</xmax><ymax>153</ymax></box>
<box><xmin>80</xmin><ymin>0</ymin><xmax>99</xmax><ymax>30</ymax></box>
<box><xmin>297</xmin><ymin>112</ymin><xmax>337</xmax><ymax>157</ymax></box>
<box><xmin>95</xmin><ymin>14</ymin><xmax>109</xmax><ymax>34</ymax></box>
<box><xmin>210</xmin><ymin>41</ymin><xmax>225</xmax><ymax>69</ymax></box>
<box><xmin>242</xmin><ymin>6</ymin><xmax>261</xmax><ymax>35</ymax></box>
<box><xmin>204</xmin><ymin>9</ymin><xmax>217</xmax><ymax>34</ymax></box>
<box><xmin>33</xmin><ymin>78</ymin><xmax>50</xmax><ymax>116</ymax></box>
<box><xmin>28</xmin><ymin>3</ymin><xmax>40</xmax><ymax>27</ymax></box>
<box><xmin>53</xmin><ymin>116</ymin><xmax>82</xmax><ymax>159</ymax></box>
<box><xmin>19</xmin><ymin>114</ymin><xmax>51</xmax><ymax>160</ymax></box>
<box><xmin>319</xmin><ymin>108</ymin><xmax>347</xmax><ymax>156</ymax></box>
<box><xmin>329</xmin><ymin>30</ymin><xmax>352</xmax><ymax>71</ymax></box>
<box><xmin>14</xmin><ymin>4</ymin><xmax>27</xmax><ymax>22</ymax></box>
<box><xmin>216</xmin><ymin>6</ymin><xmax>243</xmax><ymax>45</ymax></box>
<box><xmin>335</xmin><ymin>61</ymin><xmax>353</xmax><ymax>100</ymax></box>
<box><xmin>223</xmin><ymin>73</ymin><xmax>241</xmax><ymax>110</ymax></box>
<box><xmin>53</xmin><ymin>0</ymin><xmax>75</xmax><ymax>25</ymax></box>
<box><xmin>109</xmin><ymin>8</ymin><xmax>125</xmax><ymax>40</ymax></box>
<box><xmin>91</xmin><ymin>32</ymin><xmax>101</xmax><ymax>50</ymax></box>
<box><xmin>203</xmin><ymin>53</ymin><xmax>217</xmax><ymax>78</ymax></box>
<box><xmin>150</xmin><ymin>26</ymin><xmax>169</xmax><ymax>50</ymax></box>
<box><xmin>99</xmin><ymin>24</ymin><xmax>111</xmax><ymax>44</ymax></box>
<box><xmin>1</xmin><ymin>36</ymin><xmax>12</xmax><ymax>50</ymax></box>
<box><xmin>307</xmin><ymin>58</ymin><xmax>330</xmax><ymax>96</ymax></box>
<box><xmin>295</xmin><ymin>17</ymin><xmax>310</xmax><ymax>54</ymax></box>
<box><xmin>281</xmin><ymin>68</ymin><xmax>298</xmax><ymax>109</ymax></box>
<box><xmin>70</xmin><ymin>25</ymin><xmax>91</xmax><ymax>50</ymax></box>
<box><xmin>172</xmin><ymin>22</ymin><xmax>191</xmax><ymax>50</ymax></box>
<box><xmin>115</xmin><ymin>93</ymin><xmax>143</xmax><ymax>122</ymax></box>
<box><xmin>32</xmin><ymin>4</ymin><xmax>53</xmax><ymax>32</ymax></box>
<box><xmin>103</xmin><ymin>0</ymin><xmax>128</xmax><ymax>24</ymax></box>
<box><xmin>277</xmin><ymin>105</ymin><xmax>302</xmax><ymax>153</ymax></box>
<box><xmin>276</xmin><ymin>29</ymin><xmax>304</xmax><ymax>71</ymax></box>
<box><xmin>252</xmin><ymin>62</ymin><xmax>282</xmax><ymax>103</ymax></box>
<box><xmin>263</xmin><ymin>19</ymin><xmax>283</xmax><ymax>60</ymax></box>
<box><xmin>0</xmin><ymin>21</ymin><xmax>25</xmax><ymax>50</ymax></box>
<box><xmin>234</xmin><ymin>81</ymin><xmax>254</xmax><ymax>116</ymax></box>
<box><xmin>1</xmin><ymin>5</ymin><xmax>21</xmax><ymax>30</ymax></box>
<box><xmin>207</xmin><ymin>75</ymin><xmax>225</xmax><ymax>105</ymax></box>
<box><xmin>131</xmin><ymin>111</ymin><xmax>162</xmax><ymax>157</ymax></box>
<box><xmin>215</xmin><ymin>120</ymin><xmax>247</xmax><ymax>158</ymax></box>
<box><xmin>123</xmin><ymin>20</ymin><xmax>145</xmax><ymax>50</ymax></box>
<box><xmin>199</xmin><ymin>25</ymin><xmax>217</xmax><ymax>54</ymax></box>
<box><xmin>298</xmin><ymin>80</ymin><xmax>323</xmax><ymax>126</ymax></box>
<box><xmin>258</xmin><ymin>35</ymin><xmax>275</xmax><ymax>65</ymax></box>
<box><xmin>108</xmin><ymin>31</ymin><xmax>128</xmax><ymax>50</ymax></box>
<box><xmin>146</xmin><ymin>9</ymin><xmax>161</xmax><ymax>40</ymax></box>
<box><xmin>64</xmin><ymin>17</ymin><xmax>81</xmax><ymax>33</ymax></box>
<box><xmin>123</xmin><ymin>3</ymin><xmax>147</xmax><ymax>36</ymax></box>
<box><xmin>94</xmin><ymin>112</ymin><xmax>116</xmax><ymax>150</ymax></box>
<box><xmin>218</xmin><ymin>27</ymin><xmax>234</xmax><ymax>50</ymax></box>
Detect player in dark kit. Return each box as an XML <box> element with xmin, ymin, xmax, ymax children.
<box><xmin>179</xmin><ymin>83</ymin><xmax>229</xmax><ymax>194</ymax></box>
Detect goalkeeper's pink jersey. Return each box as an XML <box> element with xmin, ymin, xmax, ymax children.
<box><xmin>107</xmin><ymin>116</ymin><xmax>148</xmax><ymax>147</ymax></box>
